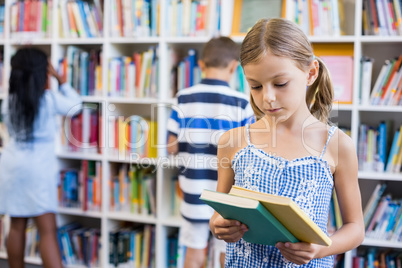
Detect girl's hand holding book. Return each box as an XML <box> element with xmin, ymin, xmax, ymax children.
<box><xmin>211</xmin><ymin>214</ymin><xmax>248</xmax><ymax>243</ymax></box>
<box><xmin>276</xmin><ymin>241</ymin><xmax>322</xmax><ymax>265</ymax></box>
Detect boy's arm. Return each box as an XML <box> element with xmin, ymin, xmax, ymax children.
<box><xmin>166</xmin><ymin>106</ymin><xmax>180</xmax><ymax>155</ymax></box>
<box><xmin>210</xmin><ymin>129</ymin><xmax>248</xmax><ymax>242</ymax></box>
<box><xmin>167</xmin><ymin>133</ymin><xmax>178</xmax><ymax>155</ymax></box>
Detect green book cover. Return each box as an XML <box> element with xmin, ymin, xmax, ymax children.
<box><xmin>200</xmin><ymin>190</ymin><xmax>298</xmax><ymax>246</ymax></box>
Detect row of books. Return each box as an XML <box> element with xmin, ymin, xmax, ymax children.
<box><xmin>111</xmin><ymin>0</ymin><xmax>158</xmax><ymax>37</ymax></box>
<box><xmin>107</xmin><ymin>116</ymin><xmax>158</xmax><ymax>159</ymax></box>
<box><xmin>362</xmin><ymin>0</ymin><xmax>402</xmax><ymax>36</ymax></box>
<box><xmin>109</xmin><ymin>224</ymin><xmax>155</xmax><ymax>268</ymax></box>
<box><xmin>58</xmin><ymin>46</ymin><xmax>103</xmax><ymax>97</ymax></box>
<box><xmin>169</xmin><ymin>48</ymin><xmax>249</xmax><ymax>96</ymax></box>
<box><xmin>358</xmin><ymin>122</ymin><xmax>402</xmax><ymax>173</ymax></box>
<box><xmin>60</xmin><ymin>104</ymin><xmax>101</xmax><ymax>154</ymax></box>
<box><xmin>328</xmin><ymin>191</ymin><xmax>343</xmax><ymax>235</ymax></box>
<box><xmin>10</xmin><ymin>0</ymin><xmax>52</xmax><ymax>38</ymax></box>
<box><xmin>108</xmin><ymin>47</ymin><xmax>158</xmax><ymax>99</ymax></box>
<box><xmin>59</xmin><ymin>0</ymin><xmax>103</xmax><ymax>38</ymax></box>
<box><xmin>58</xmin><ymin>222</ymin><xmax>101</xmax><ymax>266</ymax></box>
<box><xmin>166</xmin><ymin>0</ymin><xmax>221</xmax><ymax>37</ymax></box>
<box><xmin>0</xmin><ymin>218</ymin><xmax>40</xmax><ymax>258</ymax></box>
<box><xmin>110</xmin><ymin>164</ymin><xmax>156</xmax><ymax>216</ymax></box>
<box><xmin>166</xmin><ymin>232</ymin><xmax>218</xmax><ymax>268</ymax></box>
<box><xmin>353</xmin><ymin>248</ymin><xmax>402</xmax><ymax>268</ymax></box>
<box><xmin>287</xmin><ymin>0</ymin><xmax>345</xmax><ymax>36</ymax></box>
<box><xmin>24</xmin><ymin>220</ymin><xmax>39</xmax><ymax>258</ymax></box>
<box><xmin>363</xmin><ymin>183</ymin><xmax>402</xmax><ymax>241</ymax></box>
<box><xmin>170</xmin><ymin>176</ymin><xmax>182</xmax><ymax>218</ymax></box>
<box><xmin>361</xmin><ymin>55</ymin><xmax>402</xmax><ymax>106</ymax></box>
<box><xmin>58</xmin><ymin>160</ymin><xmax>102</xmax><ymax>211</ymax></box>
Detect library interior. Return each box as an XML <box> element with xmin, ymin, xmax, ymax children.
<box><xmin>0</xmin><ymin>0</ymin><xmax>401</xmax><ymax>267</ymax></box>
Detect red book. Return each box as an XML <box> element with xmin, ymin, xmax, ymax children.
<box><xmin>98</xmin><ymin>114</ymin><xmax>102</xmax><ymax>154</ymax></box>
<box><xmin>82</xmin><ymin>160</ymin><xmax>88</xmax><ymax>211</ymax></box>
<box><xmin>115</xmin><ymin>0</ymin><xmax>123</xmax><ymax>36</ymax></box>
<box><xmin>133</xmin><ymin>52</ymin><xmax>142</xmax><ymax>96</ymax></box>
<box><xmin>23</xmin><ymin>0</ymin><xmax>31</xmax><ymax>32</ymax></box>
<box><xmin>369</xmin><ymin>0</ymin><xmax>380</xmax><ymax>34</ymax></box>
<box><xmin>90</xmin><ymin>111</ymin><xmax>99</xmax><ymax>150</ymax></box>
<box><xmin>126</xmin><ymin>120</ymin><xmax>131</xmax><ymax>152</ymax></box>
<box><xmin>380</xmin><ymin>55</ymin><xmax>402</xmax><ymax>101</ymax></box>
<box><xmin>70</xmin><ymin>114</ymin><xmax>82</xmax><ymax>151</ymax></box>
<box><xmin>29</xmin><ymin>0</ymin><xmax>37</xmax><ymax>31</ymax></box>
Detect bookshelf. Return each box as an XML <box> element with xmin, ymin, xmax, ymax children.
<box><xmin>0</xmin><ymin>0</ymin><xmax>400</xmax><ymax>267</ymax></box>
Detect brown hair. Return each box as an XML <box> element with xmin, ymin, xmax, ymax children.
<box><xmin>240</xmin><ymin>18</ymin><xmax>333</xmax><ymax>122</ymax></box>
<box><xmin>202</xmin><ymin>36</ymin><xmax>240</xmax><ymax>68</ymax></box>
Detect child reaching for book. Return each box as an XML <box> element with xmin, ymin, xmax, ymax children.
<box><xmin>209</xmin><ymin>18</ymin><xmax>365</xmax><ymax>267</ymax></box>
<box><xmin>0</xmin><ymin>47</ymin><xmax>82</xmax><ymax>268</ymax></box>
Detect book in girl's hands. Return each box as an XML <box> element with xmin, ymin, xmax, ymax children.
<box><xmin>200</xmin><ymin>186</ymin><xmax>332</xmax><ymax>246</ymax></box>
<box><xmin>200</xmin><ymin>189</ymin><xmax>298</xmax><ymax>246</ymax></box>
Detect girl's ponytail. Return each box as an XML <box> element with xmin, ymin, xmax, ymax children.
<box><xmin>306</xmin><ymin>57</ymin><xmax>333</xmax><ymax>123</ymax></box>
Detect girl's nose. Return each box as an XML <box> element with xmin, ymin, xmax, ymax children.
<box><xmin>263</xmin><ymin>87</ymin><xmax>276</xmax><ymax>103</ymax></box>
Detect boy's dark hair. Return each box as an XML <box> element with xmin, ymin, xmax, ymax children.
<box><xmin>201</xmin><ymin>36</ymin><xmax>239</xmax><ymax>68</ymax></box>
<box><xmin>8</xmin><ymin>47</ymin><xmax>48</xmax><ymax>143</ymax></box>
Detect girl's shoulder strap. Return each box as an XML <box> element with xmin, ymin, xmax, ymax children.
<box><xmin>245</xmin><ymin>124</ymin><xmax>251</xmax><ymax>145</ymax></box>
<box><xmin>319</xmin><ymin>125</ymin><xmax>338</xmax><ymax>159</ymax></box>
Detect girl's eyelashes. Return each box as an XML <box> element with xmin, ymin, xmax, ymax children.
<box><xmin>275</xmin><ymin>82</ymin><xmax>288</xmax><ymax>87</ymax></box>
<box><xmin>250</xmin><ymin>85</ymin><xmax>262</xmax><ymax>90</ymax></box>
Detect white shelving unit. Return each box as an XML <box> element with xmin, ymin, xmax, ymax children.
<box><xmin>0</xmin><ymin>0</ymin><xmax>401</xmax><ymax>267</ymax></box>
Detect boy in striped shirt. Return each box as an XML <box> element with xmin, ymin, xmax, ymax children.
<box><xmin>167</xmin><ymin>37</ymin><xmax>254</xmax><ymax>267</ymax></box>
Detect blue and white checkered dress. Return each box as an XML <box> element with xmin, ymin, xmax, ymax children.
<box><xmin>225</xmin><ymin>124</ymin><xmax>337</xmax><ymax>267</ymax></box>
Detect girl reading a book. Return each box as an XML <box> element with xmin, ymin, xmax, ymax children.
<box><xmin>0</xmin><ymin>47</ymin><xmax>82</xmax><ymax>268</ymax></box>
<box><xmin>209</xmin><ymin>18</ymin><xmax>365</xmax><ymax>267</ymax></box>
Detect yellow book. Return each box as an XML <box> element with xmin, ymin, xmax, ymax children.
<box><xmin>135</xmin><ymin>231</ymin><xmax>143</xmax><ymax>268</ymax></box>
<box><xmin>312</xmin><ymin>43</ymin><xmax>354</xmax><ymax>57</ymax></box>
<box><xmin>391</xmin><ymin>125</ymin><xmax>402</xmax><ymax>171</ymax></box>
<box><xmin>148</xmin><ymin>120</ymin><xmax>158</xmax><ymax>158</ymax></box>
<box><xmin>228</xmin><ymin>185</ymin><xmax>332</xmax><ymax>246</ymax></box>
<box><xmin>332</xmin><ymin>189</ymin><xmax>343</xmax><ymax>229</ymax></box>
<box><xmin>393</xmin><ymin>140</ymin><xmax>402</xmax><ymax>172</ymax></box>
<box><xmin>141</xmin><ymin>225</ymin><xmax>151</xmax><ymax>267</ymax></box>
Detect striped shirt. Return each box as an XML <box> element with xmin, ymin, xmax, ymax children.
<box><xmin>167</xmin><ymin>79</ymin><xmax>255</xmax><ymax>222</ymax></box>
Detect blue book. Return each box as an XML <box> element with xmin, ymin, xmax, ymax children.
<box><xmin>80</xmin><ymin>52</ymin><xmax>89</xmax><ymax>95</ymax></box>
<box><xmin>130</xmin><ymin>230</ymin><xmax>136</xmax><ymax>262</ymax></box>
<box><xmin>150</xmin><ymin>0</ymin><xmax>157</xmax><ymax>36</ymax></box>
<box><xmin>113</xmin><ymin>178</ymin><xmax>119</xmax><ymax>210</ymax></box>
<box><xmin>200</xmin><ymin>189</ymin><xmax>299</xmax><ymax>246</ymax></box>
<box><xmin>378</xmin><ymin>121</ymin><xmax>387</xmax><ymax>171</ymax></box>
<box><xmin>385</xmin><ymin>201</ymin><xmax>400</xmax><ymax>236</ymax></box>
<box><xmin>77</xmin><ymin>0</ymin><xmax>92</xmax><ymax>37</ymax></box>
<box><xmin>87</xmin><ymin>178</ymin><xmax>93</xmax><ymax>209</ymax></box>
<box><xmin>56</xmin><ymin>230</ymin><xmax>67</xmax><ymax>263</ymax></box>
<box><xmin>187</xmin><ymin>49</ymin><xmax>197</xmax><ymax>86</ymax></box>
<box><xmin>364</xmin><ymin>183</ymin><xmax>387</xmax><ymax>227</ymax></box>
<box><xmin>18</xmin><ymin>1</ymin><xmax>24</xmax><ymax>32</ymax></box>
<box><xmin>385</xmin><ymin>130</ymin><xmax>400</xmax><ymax>172</ymax></box>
